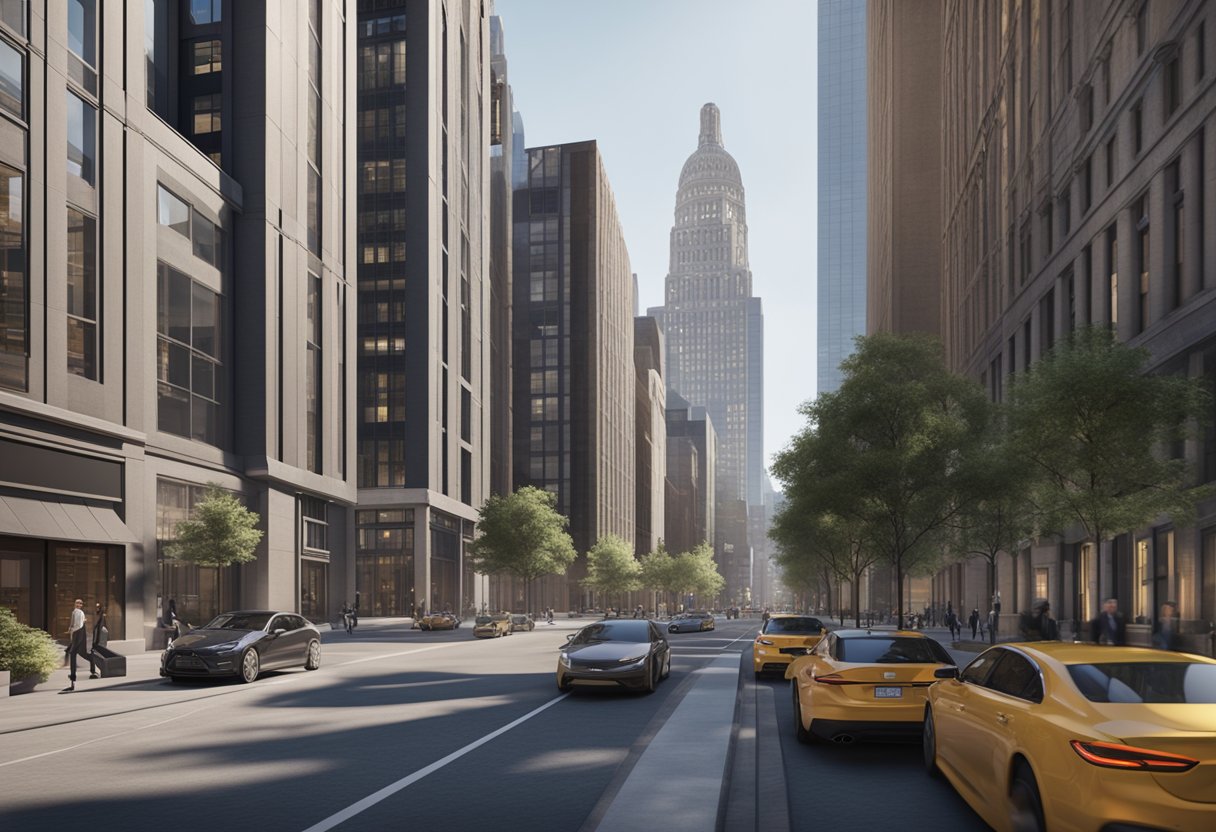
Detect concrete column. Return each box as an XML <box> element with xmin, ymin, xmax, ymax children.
<box><xmin>1206</xmin><ymin>114</ymin><xmax>1216</xmax><ymax>294</ymax></box>
<box><xmin>1093</xmin><ymin>229</ymin><xmax>1112</xmax><ymax>326</ymax></box>
<box><xmin>1148</xmin><ymin>169</ymin><xmax>1169</xmax><ymax>326</ymax></box>
<box><xmin>1116</xmin><ymin>205</ymin><xmax>1136</xmax><ymax>340</ymax></box>
<box><xmin>1181</xmin><ymin>134</ymin><xmax>1203</xmax><ymax>303</ymax></box>
<box><xmin>415</xmin><ymin>509</ymin><xmax>431</xmax><ymax>616</ymax></box>
<box><xmin>1075</xmin><ymin>247</ymin><xmax>1091</xmax><ymax>327</ymax></box>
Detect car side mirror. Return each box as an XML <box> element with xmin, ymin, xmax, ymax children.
<box><xmin>565</xmin><ymin>633</ymin><xmax>574</xmax><ymax>642</ymax></box>
<box><xmin>273</xmin><ymin>628</ymin><xmax>286</xmax><ymax>637</ymax></box>
<box><xmin>934</xmin><ymin>666</ymin><xmax>959</xmax><ymax>680</ymax></box>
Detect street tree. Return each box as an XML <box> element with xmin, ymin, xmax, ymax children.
<box><xmin>771</xmin><ymin>503</ymin><xmax>877</xmax><ymax>627</ymax></box>
<box><xmin>164</xmin><ymin>485</ymin><xmax>264</xmax><ymax>568</ymax></box>
<box><xmin>1007</xmin><ymin>326</ymin><xmax>1213</xmax><ymax>607</ymax></box>
<box><xmin>582</xmin><ymin>534</ymin><xmax>642</xmax><ymax>610</ymax></box>
<box><xmin>639</xmin><ymin>545</ymin><xmax>678</xmax><ymax>614</ymax></box>
<box><xmin>781</xmin><ymin>333</ymin><xmax>991</xmax><ymax>625</ymax></box>
<box><xmin>468</xmin><ymin>486</ymin><xmax>577</xmax><ymax>614</ymax></box>
<box><xmin>681</xmin><ymin>542</ymin><xmax>726</xmax><ymax>604</ymax></box>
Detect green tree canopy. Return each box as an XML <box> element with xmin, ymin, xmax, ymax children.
<box><xmin>669</xmin><ymin>543</ymin><xmax>725</xmax><ymax>605</ymax></box>
<box><xmin>583</xmin><ymin>534</ymin><xmax>642</xmax><ymax>601</ymax></box>
<box><xmin>468</xmin><ymin>487</ymin><xmax>577</xmax><ymax>610</ymax></box>
<box><xmin>775</xmin><ymin>333</ymin><xmax>992</xmax><ymax>624</ymax></box>
<box><xmin>1007</xmin><ymin>326</ymin><xmax>1213</xmax><ymax>598</ymax></box>
<box><xmin>639</xmin><ymin>544</ymin><xmax>677</xmax><ymax>599</ymax></box>
<box><xmin>164</xmin><ymin>485</ymin><xmax>264</xmax><ymax>569</ymax></box>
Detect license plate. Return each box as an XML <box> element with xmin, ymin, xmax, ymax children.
<box><xmin>874</xmin><ymin>686</ymin><xmax>903</xmax><ymax>698</ymax></box>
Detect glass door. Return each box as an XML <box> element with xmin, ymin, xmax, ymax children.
<box><xmin>49</xmin><ymin>543</ymin><xmax>106</xmax><ymax>642</ymax></box>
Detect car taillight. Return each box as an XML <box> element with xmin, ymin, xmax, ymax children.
<box><xmin>1069</xmin><ymin>740</ymin><xmax>1199</xmax><ymax>773</ymax></box>
<box><xmin>756</xmin><ymin>638</ymin><xmax>774</xmax><ymax>645</ymax></box>
<box><xmin>813</xmin><ymin>673</ymin><xmax>861</xmax><ymax>685</ymax></box>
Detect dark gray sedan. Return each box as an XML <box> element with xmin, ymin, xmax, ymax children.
<box><xmin>160</xmin><ymin>610</ymin><xmax>321</xmax><ymax>684</ymax></box>
<box><xmin>556</xmin><ymin>619</ymin><xmax>671</xmax><ymax>693</ymax></box>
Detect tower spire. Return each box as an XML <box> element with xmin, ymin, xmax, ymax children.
<box><xmin>698</xmin><ymin>102</ymin><xmax>722</xmax><ymax>147</ymax></box>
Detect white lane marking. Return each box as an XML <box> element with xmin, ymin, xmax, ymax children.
<box><xmin>0</xmin><ymin>706</ymin><xmax>207</xmax><ymax>769</ymax></box>
<box><xmin>300</xmin><ymin>693</ymin><xmax>570</xmax><ymax>832</ymax></box>
<box><xmin>716</xmin><ymin>632</ymin><xmax>755</xmax><ymax>650</ymax></box>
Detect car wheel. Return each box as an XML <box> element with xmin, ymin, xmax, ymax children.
<box><xmin>305</xmin><ymin>640</ymin><xmax>321</xmax><ymax>670</ymax></box>
<box><xmin>792</xmin><ymin>680</ymin><xmax>816</xmax><ymax>745</ymax></box>
<box><xmin>557</xmin><ymin>675</ymin><xmax>572</xmax><ymax>692</ymax></box>
<box><xmin>239</xmin><ymin>648</ymin><xmax>260</xmax><ymax>684</ymax></box>
<box><xmin>1009</xmin><ymin>760</ymin><xmax>1046</xmax><ymax>832</ymax></box>
<box><xmin>922</xmin><ymin>708</ymin><xmax>940</xmax><ymax>776</ymax></box>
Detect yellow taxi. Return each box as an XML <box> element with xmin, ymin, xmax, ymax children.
<box><xmin>786</xmin><ymin>629</ymin><xmax>956</xmax><ymax>744</ymax></box>
<box><xmin>472</xmin><ymin>614</ymin><xmax>512</xmax><ymax>638</ymax></box>
<box><xmin>418</xmin><ymin>612</ymin><xmax>459</xmax><ymax>631</ymax></box>
<box><xmin>753</xmin><ymin>614</ymin><xmax>827</xmax><ymax>676</ymax></box>
<box><xmin>924</xmin><ymin>643</ymin><xmax>1216</xmax><ymax>832</ymax></box>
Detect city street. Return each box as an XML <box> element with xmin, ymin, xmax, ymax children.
<box><xmin>0</xmin><ymin>617</ymin><xmax>987</xmax><ymax>832</ymax></box>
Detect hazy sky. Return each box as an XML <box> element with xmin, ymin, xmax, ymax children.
<box><xmin>494</xmin><ymin>0</ymin><xmax>819</xmax><ymax>482</ymax></box>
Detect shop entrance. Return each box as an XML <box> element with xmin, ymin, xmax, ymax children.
<box><xmin>50</xmin><ymin>543</ymin><xmax>123</xmax><ymax>643</ymax></box>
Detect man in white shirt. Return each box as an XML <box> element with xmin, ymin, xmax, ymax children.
<box><xmin>64</xmin><ymin>598</ymin><xmax>97</xmax><ymax>692</ymax></box>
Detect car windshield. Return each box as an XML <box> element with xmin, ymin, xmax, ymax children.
<box><xmin>837</xmin><ymin>637</ymin><xmax>952</xmax><ymax>664</ymax></box>
<box><xmin>475</xmin><ymin>616</ymin><xmax>492</xmax><ymax>625</ymax></box>
<box><xmin>570</xmin><ymin>620</ymin><xmax>650</xmax><ymax>644</ymax></box>
<box><xmin>1067</xmin><ymin>662</ymin><xmax>1216</xmax><ymax>704</ymax></box>
<box><xmin>763</xmin><ymin>617</ymin><xmax>824</xmax><ymax>635</ymax></box>
<box><xmin>202</xmin><ymin>612</ymin><xmax>273</xmax><ymax>631</ymax></box>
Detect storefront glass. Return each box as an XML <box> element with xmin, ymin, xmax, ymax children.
<box><xmin>0</xmin><ymin>536</ymin><xmax>42</xmax><ymax>627</ymax></box>
<box><xmin>301</xmin><ymin>559</ymin><xmax>327</xmax><ymax>622</ymax></box>
<box><xmin>156</xmin><ymin>478</ymin><xmax>239</xmax><ymax>627</ymax></box>
<box><xmin>355</xmin><ymin>509</ymin><xmax>413</xmax><ymax>615</ymax></box>
<box><xmin>50</xmin><ymin>542</ymin><xmax>123</xmax><ymax>642</ymax></box>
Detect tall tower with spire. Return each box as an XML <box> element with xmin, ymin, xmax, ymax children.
<box><xmin>649</xmin><ymin>104</ymin><xmax>764</xmax><ymax>604</ymax></box>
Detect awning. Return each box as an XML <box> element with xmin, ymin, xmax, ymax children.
<box><xmin>0</xmin><ymin>494</ymin><xmax>136</xmax><ymax>544</ymax></box>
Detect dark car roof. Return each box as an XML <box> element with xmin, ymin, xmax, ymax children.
<box><xmin>829</xmin><ymin>629</ymin><xmax>927</xmax><ymax>640</ymax></box>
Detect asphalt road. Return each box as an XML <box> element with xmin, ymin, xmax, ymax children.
<box><xmin>0</xmin><ymin>617</ymin><xmax>991</xmax><ymax>831</ymax></box>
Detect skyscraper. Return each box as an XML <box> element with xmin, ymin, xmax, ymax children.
<box><xmin>513</xmin><ymin>141</ymin><xmax>635</xmax><ymax>610</ymax></box>
<box><xmin>817</xmin><ymin>0</ymin><xmax>868</xmax><ymax>395</ymax></box>
<box><xmin>0</xmin><ymin>1</ymin><xmax>356</xmax><ymax>644</ymax></box>
<box><xmin>650</xmin><ymin>104</ymin><xmax>763</xmax><ymax>603</ymax></box>
<box><xmin>355</xmin><ymin>0</ymin><xmax>489</xmax><ymax>618</ymax></box>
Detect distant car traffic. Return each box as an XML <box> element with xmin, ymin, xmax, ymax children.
<box><xmin>509</xmin><ymin>613</ymin><xmax>535</xmax><ymax>632</ymax></box>
<box><xmin>418</xmin><ymin>612</ymin><xmax>460</xmax><ymax>631</ymax></box>
<box><xmin>787</xmin><ymin>629</ymin><xmax>955</xmax><ymax>744</ymax></box>
<box><xmin>160</xmin><ymin>610</ymin><xmax>321</xmax><ymax>684</ymax></box>
<box><xmin>925</xmin><ymin>643</ymin><xmax>1216</xmax><ymax>832</ymax></box>
<box><xmin>754</xmin><ymin>615</ymin><xmax>826</xmax><ymax>676</ymax></box>
<box><xmin>668</xmin><ymin>611</ymin><xmax>715</xmax><ymax>633</ymax></box>
<box><xmin>557</xmin><ymin>619</ymin><xmax>671</xmax><ymax>693</ymax></box>
<box><xmin>472</xmin><ymin>614</ymin><xmax>512</xmax><ymax>638</ymax></box>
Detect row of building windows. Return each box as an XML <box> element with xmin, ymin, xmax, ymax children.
<box><xmin>156</xmin><ymin>262</ymin><xmax>222</xmax><ymax>444</ymax></box>
<box><xmin>357</xmin><ymin>39</ymin><xmax>406</xmax><ymax>91</ymax></box>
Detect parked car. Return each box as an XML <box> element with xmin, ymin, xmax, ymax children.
<box><xmin>473</xmin><ymin>614</ymin><xmax>512</xmax><ymax>638</ymax></box>
<box><xmin>509</xmin><ymin>613</ymin><xmax>535</xmax><ymax>632</ymax></box>
<box><xmin>925</xmin><ymin>643</ymin><xmax>1216</xmax><ymax>832</ymax></box>
<box><xmin>160</xmin><ymin>610</ymin><xmax>320</xmax><ymax>684</ymax></box>
<box><xmin>787</xmin><ymin>629</ymin><xmax>955</xmax><ymax>744</ymax></box>
<box><xmin>557</xmin><ymin>619</ymin><xmax>671</xmax><ymax>693</ymax></box>
<box><xmin>754</xmin><ymin>615</ymin><xmax>826</xmax><ymax>676</ymax></box>
<box><xmin>668</xmin><ymin>611</ymin><xmax>715</xmax><ymax>633</ymax></box>
<box><xmin>419</xmin><ymin>612</ymin><xmax>460</xmax><ymax>631</ymax></box>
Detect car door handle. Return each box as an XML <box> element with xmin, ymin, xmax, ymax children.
<box><xmin>995</xmin><ymin>712</ymin><xmax>1009</xmax><ymax>725</ymax></box>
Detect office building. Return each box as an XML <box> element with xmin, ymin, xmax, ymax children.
<box><xmin>513</xmin><ymin>140</ymin><xmax>635</xmax><ymax>610</ymax></box>
<box><xmin>0</xmin><ymin>1</ymin><xmax>357</xmax><ymax>647</ymax></box>
<box><xmin>634</xmin><ymin>316</ymin><xmax>666</xmax><ymax>558</ymax></box>
<box><xmin>354</xmin><ymin>0</ymin><xmax>489</xmax><ymax>618</ymax></box>
<box><xmin>818</xmin><ymin>0</ymin><xmax>868</xmax><ymax>395</ymax></box>
<box><xmin>663</xmin><ymin>391</ymin><xmax>715</xmax><ymax>557</ymax></box>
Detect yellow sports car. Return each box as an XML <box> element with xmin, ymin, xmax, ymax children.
<box><xmin>418</xmin><ymin>612</ymin><xmax>459</xmax><ymax>631</ymax></box>
<box><xmin>472</xmin><ymin>614</ymin><xmax>512</xmax><ymax>638</ymax></box>
<box><xmin>924</xmin><ymin>643</ymin><xmax>1216</xmax><ymax>832</ymax></box>
<box><xmin>786</xmin><ymin>629</ymin><xmax>956</xmax><ymax>744</ymax></box>
<box><xmin>754</xmin><ymin>614</ymin><xmax>826</xmax><ymax>676</ymax></box>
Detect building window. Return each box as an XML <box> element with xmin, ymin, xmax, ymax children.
<box><xmin>1034</xmin><ymin>567</ymin><xmax>1048</xmax><ymax>600</ymax></box>
<box><xmin>1135</xmin><ymin>196</ymin><xmax>1149</xmax><ymax>332</ymax></box>
<box><xmin>306</xmin><ymin>1</ymin><xmax>321</xmax><ymax>255</ymax></box>
<box><xmin>192</xmin><ymin>94</ymin><xmax>221</xmax><ymax>135</ymax></box>
<box><xmin>1107</xmin><ymin>225</ymin><xmax>1118</xmax><ymax>327</ymax></box>
<box><xmin>1136</xmin><ymin>2</ymin><xmax>1148</xmax><ymax>55</ymax></box>
<box><xmin>188</xmin><ymin>0</ymin><xmax>221</xmax><ymax>25</ymax></box>
<box><xmin>0</xmin><ymin>164</ymin><xmax>24</xmax><ymax>392</ymax></box>
<box><xmin>192</xmin><ymin>209</ymin><xmax>221</xmax><ymax>267</ymax></box>
<box><xmin>66</xmin><ymin>91</ymin><xmax>96</xmax><ymax>184</ymax></box>
<box><xmin>301</xmin><ymin>495</ymin><xmax>328</xmax><ymax>554</ymax></box>
<box><xmin>0</xmin><ymin>0</ymin><xmax>23</xmax><ymax>36</ymax></box>
<box><xmin>357</xmin><ymin>39</ymin><xmax>405</xmax><ymax>91</ymax></box>
<box><xmin>192</xmin><ymin>39</ymin><xmax>221</xmax><ymax>75</ymax></box>
<box><xmin>156</xmin><ymin>262</ymin><xmax>221</xmax><ymax>444</ymax></box>
<box><xmin>1199</xmin><ymin>21</ymin><xmax>1207</xmax><ymax>81</ymax></box>
<box><xmin>1169</xmin><ymin>160</ymin><xmax>1183</xmax><ymax>310</ymax></box>
<box><xmin>1081</xmin><ymin>154</ymin><xmax>1093</xmax><ymax>212</ymax></box>
<box><xmin>66</xmin><ymin>208</ymin><xmax>98</xmax><ymax>380</ymax></box>
<box><xmin>1164</xmin><ymin>55</ymin><xmax>1181</xmax><ymax>120</ymax></box>
<box><xmin>158</xmin><ymin>186</ymin><xmax>190</xmax><ymax>237</ymax></box>
<box><xmin>1105</xmin><ymin>135</ymin><xmax>1116</xmax><ymax>189</ymax></box>
<box><xmin>1134</xmin><ymin>538</ymin><xmax>1150</xmax><ymax>621</ymax></box>
<box><xmin>67</xmin><ymin>0</ymin><xmax>95</xmax><ymax>64</ymax></box>
<box><xmin>1059</xmin><ymin>186</ymin><xmax>1071</xmax><ymax>238</ymax></box>
<box><xmin>1080</xmin><ymin>83</ymin><xmax>1094</xmax><ymax>133</ymax></box>
<box><xmin>0</xmin><ymin>38</ymin><xmax>24</xmax><ymax>119</ymax></box>
<box><xmin>306</xmin><ymin>272</ymin><xmax>322</xmax><ymax>474</ymax></box>
<box><xmin>1132</xmin><ymin>100</ymin><xmax>1143</xmax><ymax>156</ymax></box>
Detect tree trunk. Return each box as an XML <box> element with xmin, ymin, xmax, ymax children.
<box><xmin>852</xmin><ymin>572</ymin><xmax>863</xmax><ymax>628</ymax></box>
<box><xmin>896</xmin><ymin>558</ymin><xmax>905</xmax><ymax>629</ymax></box>
<box><xmin>988</xmin><ymin>555</ymin><xmax>998</xmax><ymax>644</ymax></box>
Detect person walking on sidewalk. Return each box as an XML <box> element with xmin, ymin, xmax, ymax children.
<box><xmin>63</xmin><ymin>598</ymin><xmax>97</xmax><ymax>692</ymax></box>
<box><xmin>968</xmin><ymin>608</ymin><xmax>979</xmax><ymax>640</ymax></box>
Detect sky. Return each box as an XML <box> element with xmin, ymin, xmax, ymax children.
<box><xmin>494</xmin><ymin>0</ymin><xmax>819</xmax><ymax>483</ymax></box>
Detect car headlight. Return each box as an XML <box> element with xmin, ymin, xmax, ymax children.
<box><xmin>618</xmin><ymin>652</ymin><xmax>648</xmax><ymax>664</ymax></box>
<box><xmin>559</xmin><ymin>653</ymin><xmax>572</xmax><ymax>668</ymax></box>
<box><xmin>207</xmin><ymin>642</ymin><xmax>241</xmax><ymax>652</ymax></box>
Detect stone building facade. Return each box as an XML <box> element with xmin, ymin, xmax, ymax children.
<box><xmin>935</xmin><ymin>0</ymin><xmax>1216</xmax><ymax>648</ymax></box>
<box><xmin>0</xmin><ymin>1</ymin><xmax>357</xmax><ymax>649</ymax></box>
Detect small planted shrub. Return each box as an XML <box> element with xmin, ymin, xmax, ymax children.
<box><xmin>0</xmin><ymin>607</ymin><xmax>62</xmax><ymax>683</ymax></box>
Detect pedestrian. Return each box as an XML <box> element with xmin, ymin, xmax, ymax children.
<box><xmin>1018</xmin><ymin>599</ymin><xmax>1059</xmax><ymax>641</ymax></box>
<box><xmin>1152</xmin><ymin>601</ymin><xmax>1181</xmax><ymax>651</ymax></box>
<box><xmin>93</xmin><ymin>603</ymin><xmax>109</xmax><ymax>650</ymax></box>
<box><xmin>761</xmin><ymin>608</ymin><xmax>771</xmax><ymax>625</ymax></box>
<box><xmin>166</xmin><ymin>598</ymin><xmax>181</xmax><ymax>642</ymax></box>
<box><xmin>1089</xmin><ymin>598</ymin><xmax>1127</xmax><ymax>645</ymax></box>
<box><xmin>546</xmin><ymin>607</ymin><xmax>554</xmax><ymax>625</ymax></box>
<box><xmin>968</xmin><ymin>608</ymin><xmax>980</xmax><ymax>640</ymax></box>
<box><xmin>63</xmin><ymin>598</ymin><xmax>96</xmax><ymax>692</ymax></box>
<box><xmin>341</xmin><ymin>603</ymin><xmax>354</xmax><ymax>634</ymax></box>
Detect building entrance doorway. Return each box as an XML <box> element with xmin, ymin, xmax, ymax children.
<box><xmin>50</xmin><ymin>543</ymin><xmax>123</xmax><ymax>643</ymax></box>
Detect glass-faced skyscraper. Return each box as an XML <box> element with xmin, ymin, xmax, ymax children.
<box><xmin>817</xmin><ymin>0</ymin><xmax>867</xmax><ymax>395</ymax></box>
<box><xmin>650</xmin><ymin>104</ymin><xmax>763</xmax><ymax>604</ymax></box>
